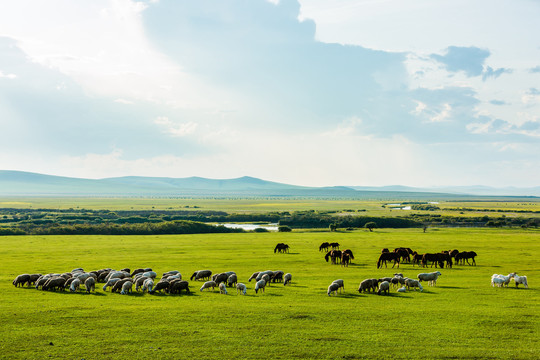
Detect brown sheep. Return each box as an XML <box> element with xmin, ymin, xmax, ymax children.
<box><xmin>169</xmin><ymin>280</ymin><xmax>190</xmax><ymax>295</ymax></box>
<box><xmin>149</xmin><ymin>280</ymin><xmax>170</xmax><ymax>294</ymax></box>
<box><xmin>111</xmin><ymin>278</ymin><xmax>133</xmax><ymax>293</ymax></box>
<box><xmin>212</xmin><ymin>273</ymin><xmax>228</xmax><ymax>284</ymax></box>
<box><xmin>43</xmin><ymin>277</ymin><xmax>66</xmax><ymax>291</ymax></box>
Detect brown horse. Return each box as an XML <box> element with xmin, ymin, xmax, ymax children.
<box><xmin>342</xmin><ymin>249</ymin><xmax>355</xmax><ymax>260</ymax></box>
<box><xmin>341</xmin><ymin>252</ymin><xmax>351</xmax><ymax>267</ymax></box>
<box><xmin>455</xmin><ymin>251</ymin><xmax>477</xmax><ymax>265</ymax></box>
<box><xmin>422</xmin><ymin>253</ymin><xmax>444</xmax><ymax>268</ymax></box>
<box><xmin>319</xmin><ymin>242</ymin><xmax>330</xmax><ymax>252</ymax></box>
<box><xmin>377</xmin><ymin>252</ymin><xmax>400</xmax><ymax>268</ymax></box>
<box><xmin>325</xmin><ymin>250</ymin><xmax>342</xmax><ymax>264</ymax></box>
<box><xmin>329</xmin><ymin>242</ymin><xmax>340</xmax><ymax>250</ymax></box>
<box><xmin>274</xmin><ymin>243</ymin><xmax>289</xmax><ymax>253</ymax></box>
<box><xmin>411</xmin><ymin>251</ymin><xmax>424</xmax><ymax>266</ymax></box>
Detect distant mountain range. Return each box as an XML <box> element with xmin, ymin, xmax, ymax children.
<box><xmin>0</xmin><ymin>170</ymin><xmax>538</xmax><ymax>199</ymax></box>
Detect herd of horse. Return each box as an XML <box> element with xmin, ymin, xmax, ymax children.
<box><xmin>318</xmin><ymin>243</ymin><xmax>355</xmax><ymax>267</ymax></box>
<box><xmin>274</xmin><ymin>243</ymin><xmax>290</xmax><ymax>253</ymax></box>
<box><xmin>376</xmin><ymin>247</ymin><xmax>477</xmax><ymax>269</ymax></box>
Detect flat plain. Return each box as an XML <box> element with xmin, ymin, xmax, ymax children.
<box><xmin>1</xmin><ymin>227</ymin><xmax>539</xmax><ymax>359</ymax></box>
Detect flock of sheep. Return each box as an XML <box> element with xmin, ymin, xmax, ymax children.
<box><xmin>11</xmin><ymin>268</ymin><xmax>293</xmax><ymax>296</ymax></box>
<box><xmin>491</xmin><ymin>273</ymin><xmax>528</xmax><ymax>288</ymax></box>
<box><xmin>327</xmin><ymin>271</ymin><xmax>442</xmax><ymax>296</ymax></box>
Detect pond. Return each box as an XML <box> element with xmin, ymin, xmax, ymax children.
<box><xmin>218</xmin><ymin>223</ymin><xmax>279</xmax><ymax>231</ymax></box>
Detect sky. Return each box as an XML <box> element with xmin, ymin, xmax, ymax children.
<box><xmin>0</xmin><ymin>0</ymin><xmax>539</xmax><ymax>187</ymax></box>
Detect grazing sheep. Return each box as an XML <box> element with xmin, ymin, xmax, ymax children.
<box><xmin>271</xmin><ymin>271</ymin><xmax>284</xmax><ymax>283</ymax></box>
<box><xmin>142</xmin><ymin>278</ymin><xmax>154</xmax><ymax>293</ymax></box>
<box><xmin>149</xmin><ymin>280</ymin><xmax>170</xmax><ymax>294</ymax></box>
<box><xmin>64</xmin><ymin>277</ymin><xmax>75</xmax><ymax>290</ymax></box>
<box><xmin>261</xmin><ymin>274</ymin><xmax>271</xmax><ymax>285</ymax></box>
<box><xmin>256</xmin><ymin>270</ymin><xmax>274</xmax><ymax>282</ymax></box>
<box><xmin>511</xmin><ymin>273</ymin><xmax>528</xmax><ymax>288</ymax></box>
<box><xmin>219</xmin><ymin>283</ymin><xmax>228</xmax><ymax>295</ymax></box>
<box><xmin>236</xmin><ymin>283</ymin><xmax>247</xmax><ymax>295</ymax></box>
<box><xmin>97</xmin><ymin>270</ymin><xmax>111</xmax><ymax>282</ymax></box>
<box><xmin>13</xmin><ymin>274</ymin><xmax>31</xmax><ymax>287</ymax></box>
<box><xmin>491</xmin><ymin>274</ymin><xmax>514</xmax><ymax>287</ymax></box>
<box><xmin>284</xmin><ymin>273</ymin><xmax>292</xmax><ymax>286</ymax></box>
<box><xmin>169</xmin><ymin>280</ymin><xmax>190</xmax><ymax>295</ymax></box>
<box><xmin>135</xmin><ymin>276</ymin><xmax>150</xmax><ymax>291</ymax></box>
<box><xmin>397</xmin><ymin>286</ymin><xmax>407</xmax><ymax>293</ymax></box>
<box><xmin>191</xmin><ymin>270</ymin><xmax>212</xmax><ymax>281</ymax></box>
<box><xmin>131</xmin><ymin>268</ymin><xmax>146</xmax><ymax>277</ymax></box>
<box><xmin>404</xmin><ymin>278</ymin><xmax>423</xmax><ymax>292</ymax></box>
<box><xmin>358</xmin><ymin>279</ymin><xmax>379</xmax><ymax>293</ymax></box>
<box><xmin>255</xmin><ymin>279</ymin><xmax>267</xmax><ymax>294</ymax></box>
<box><xmin>227</xmin><ymin>274</ymin><xmax>238</xmax><ymax>287</ymax></box>
<box><xmin>332</xmin><ymin>279</ymin><xmax>344</xmax><ymax>293</ymax></box>
<box><xmin>111</xmin><ymin>278</ymin><xmax>133</xmax><ymax>293</ymax></box>
<box><xmin>141</xmin><ymin>271</ymin><xmax>157</xmax><ymax>280</ymax></box>
<box><xmin>28</xmin><ymin>274</ymin><xmax>42</xmax><ymax>286</ymax></box>
<box><xmin>377</xmin><ymin>281</ymin><xmax>390</xmax><ymax>295</ymax></box>
<box><xmin>70</xmin><ymin>278</ymin><xmax>81</xmax><ymax>292</ymax></box>
<box><xmin>327</xmin><ymin>282</ymin><xmax>340</xmax><ymax>296</ymax></box>
<box><xmin>35</xmin><ymin>276</ymin><xmax>50</xmax><ymax>290</ymax></box>
<box><xmin>106</xmin><ymin>271</ymin><xmax>129</xmax><ymax>282</ymax></box>
<box><xmin>84</xmin><ymin>277</ymin><xmax>96</xmax><ymax>293</ymax></box>
<box><xmin>417</xmin><ymin>271</ymin><xmax>442</xmax><ymax>286</ymax></box>
<box><xmin>393</xmin><ymin>273</ymin><xmax>404</xmax><ymax>278</ymax></box>
<box><xmin>43</xmin><ymin>277</ymin><xmax>66</xmax><ymax>291</ymax></box>
<box><xmin>102</xmin><ymin>278</ymin><xmax>121</xmax><ymax>291</ymax></box>
<box><xmin>200</xmin><ymin>281</ymin><xmax>217</xmax><ymax>292</ymax></box>
<box><xmin>248</xmin><ymin>272</ymin><xmax>260</xmax><ymax>282</ymax></box>
<box><xmin>162</xmin><ymin>270</ymin><xmax>180</xmax><ymax>278</ymax></box>
<box><xmin>121</xmin><ymin>281</ymin><xmax>133</xmax><ymax>295</ymax></box>
<box><xmin>213</xmin><ymin>273</ymin><xmax>229</xmax><ymax>284</ymax></box>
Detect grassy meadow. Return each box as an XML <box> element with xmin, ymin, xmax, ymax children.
<box><xmin>1</xmin><ymin>227</ymin><xmax>539</xmax><ymax>359</ymax></box>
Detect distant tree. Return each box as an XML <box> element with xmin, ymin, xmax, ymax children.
<box><xmin>365</xmin><ymin>222</ymin><xmax>377</xmax><ymax>232</ymax></box>
<box><xmin>278</xmin><ymin>226</ymin><xmax>292</xmax><ymax>232</ymax></box>
<box><xmin>329</xmin><ymin>223</ymin><xmax>338</xmax><ymax>232</ymax></box>
<box><xmin>423</xmin><ymin>225</ymin><xmax>428</xmax><ymax>233</ymax></box>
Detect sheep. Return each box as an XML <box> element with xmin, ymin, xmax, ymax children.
<box><xmin>219</xmin><ymin>282</ymin><xmax>228</xmax><ymax>295</ymax></box>
<box><xmin>261</xmin><ymin>274</ymin><xmax>271</xmax><ymax>285</ymax></box>
<box><xmin>248</xmin><ymin>272</ymin><xmax>260</xmax><ymax>282</ymax></box>
<box><xmin>70</xmin><ymin>278</ymin><xmax>81</xmax><ymax>292</ymax></box>
<box><xmin>84</xmin><ymin>277</ymin><xmax>96</xmax><ymax>293</ymax></box>
<box><xmin>404</xmin><ymin>278</ymin><xmax>423</xmax><ymax>292</ymax></box>
<box><xmin>141</xmin><ymin>271</ymin><xmax>157</xmax><ymax>280</ymax></box>
<box><xmin>13</xmin><ymin>274</ymin><xmax>31</xmax><ymax>287</ymax></box>
<box><xmin>121</xmin><ymin>281</ymin><xmax>133</xmax><ymax>295</ymax></box>
<box><xmin>271</xmin><ymin>271</ymin><xmax>284</xmax><ymax>283</ymax></box>
<box><xmin>35</xmin><ymin>276</ymin><xmax>51</xmax><ymax>290</ymax></box>
<box><xmin>135</xmin><ymin>276</ymin><xmax>150</xmax><ymax>291</ymax></box>
<box><xmin>213</xmin><ymin>273</ymin><xmax>229</xmax><ymax>284</ymax></box>
<box><xmin>227</xmin><ymin>274</ymin><xmax>238</xmax><ymax>287</ymax></box>
<box><xmin>358</xmin><ymin>279</ymin><xmax>379</xmax><ymax>293</ymax></box>
<box><xmin>102</xmin><ymin>277</ymin><xmax>121</xmax><ymax>291</ymax></box>
<box><xmin>255</xmin><ymin>279</ymin><xmax>267</xmax><ymax>294</ymax></box>
<box><xmin>283</xmin><ymin>273</ymin><xmax>292</xmax><ymax>286</ymax></box>
<box><xmin>491</xmin><ymin>274</ymin><xmax>514</xmax><ymax>287</ymax></box>
<box><xmin>191</xmin><ymin>270</ymin><xmax>212</xmax><ymax>281</ymax></box>
<box><xmin>511</xmin><ymin>273</ymin><xmax>528</xmax><ymax>288</ymax></box>
<box><xmin>393</xmin><ymin>273</ymin><xmax>404</xmax><ymax>278</ymax></box>
<box><xmin>105</xmin><ymin>271</ymin><xmax>129</xmax><ymax>282</ymax></box>
<box><xmin>397</xmin><ymin>286</ymin><xmax>407</xmax><ymax>293</ymax></box>
<box><xmin>236</xmin><ymin>283</ymin><xmax>247</xmax><ymax>295</ymax></box>
<box><xmin>131</xmin><ymin>268</ymin><xmax>146</xmax><ymax>277</ymax></box>
<box><xmin>332</xmin><ymin>279</ymin><xmax>344</xmax><ymax>293</ymax></box>
<box><xmin>169</xmin><ymin>280</ymin><xmax>190</xmax><ymax>295</ymax></box>
<box><xmin>417</xmin><ymin>271</ymin><xmax>442</xmax><ymax>286</ymax></box>
<box><xmin>200</xmin><ymin>281</ymin><xmax>217</xmax><ymax>292</ymax></box>
<box><xmin>43</xmin><ymin>277</ymin><xmax>66</xmax><ymax>291</ymax></box>
<box><xmin>111</xmin><ymin>278</ymin><xmax>133</xmax><ymax>293</ymax></box>
<box><xmin>256</xmin><ymin>270</ymin><xmax>274</xmax><ymax>282</ymax></box>
<box><xmin>149</xmin><ymin>280</ymin><xmax>170</xmax><ymax>294</ymax></box>
<box><xmin>142</xmin><ymin>278</ymin><xmax>154</xmax><ymax>293</ymax></box>
<box><xmin>327</xmin><ymin>282</ymin><xmax>340</xmax><ymax>296</ymax></box>
<box><xmin>377</xmin><ymin>281</ymin><xmax>390</xmax><ymax>295</ymax></box>
<box><xmin>162</xmin><ymin>270</ymin><xmax>180</xmax><ymax>278</ymax></box>
<box><xmin>28</xmin><ymin>274</ymin><xmax>42</xmax><ymax>286</ymax></box>
<box><xmin>74</xmin><ymin>272</ymin><xmax>96</xmax><ymax>283</ymax></box>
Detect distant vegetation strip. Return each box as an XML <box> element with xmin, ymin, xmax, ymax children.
<box><xmin>0</xmin><ymin>207</ymin><xmax>538</xmax><ymax>235</ymax></box>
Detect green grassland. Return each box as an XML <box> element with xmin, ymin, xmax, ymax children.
<box><xmin>1</xmin><ymin>227</ymin><xmax>539</xmax><ymax>359</ymax></box>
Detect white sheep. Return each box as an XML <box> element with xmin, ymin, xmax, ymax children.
<box><xmin>404</xmin><ymin>278</ymin><xmax>423</xmax><ymax>292</ymax></box>
<box><xmin>491</xmin><ymin>273</ymin><xmax>514</xmax><ymax>287</ymax></box>
<box><xmin>255</xmin><ymin>279</ymin><xmax>266</xmax><ymax>294</ymax></box>
<box><xmin>84</xmin><ymin>277</ymin><xmax>96</xmax><ymax>293</ymax></box>
<box><xmin>70</xmin><ymin>278</ymin><xmax>81</xmax><ymax>292</ymax></box>
<box><xmin>121</xmin><ymin>281</ymin><xmax>133</xmax><ymax>295</ymax></box>
<box><xmin>200</xmin><ymin>281</ymin><xmax>217</xmax><ymax>292</ymax></box>
<box><xmin>511</xmin><ymin>273</ymin><xmax>528</xmax><ymax>288</ymax></box>
<box><xmin>331</xmin><ymin>279</ymin><xmax>344</xmax><ymax>293</ymax></box>
<box><xmin>327</xmin><ymin>282</ymin><xmax>340</xmax><ymax>296</ymax></box>
<box><xmin>142</xmin><ymin>278</ymin><xmax>154</xmax><ymax>293</ymax></box>
<box><xmin>141</xmin><ymin>271</ymin><xmax>157</xmax><ymax>280</ymax></box>
<box><xmin>283</xmin><ymin>273</ymin><xmax>292</xmax><ymax>286</ymax></box>
<box><xmin>378</xmin><ymin>281</ymin><xmax>390</xmax><ymax>295</ymax></box>
<box><xmin>219</xmin><ymin>282</ymin><xmax>228</xmax><ymax>295</ymax></box>
<box><xmin>397</xmin><ymin>286</ymin><xmax>407</xmax><ymax>293</ymax></box>
<box><xmin>236</xmin><ymin>283</ymin><xmax>247</xmax><ymax>295</ymax></box>
<box><xmin>417</xmin><ymin>271</ymin><xmax>442</xmax><ymax>286</ymax></box>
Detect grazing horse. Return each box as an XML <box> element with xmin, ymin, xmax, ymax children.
<box><xmin>325</xmin><ymin>250</ymin><xmax>342</xmax><ymax>264</ymax></box>
<box><xmin>395</xmin><ymin>248</ymin><xmax>411</xmax><ymax>263</ymax></box>
<box><xmin>449</xmin><ymin>249</ymin><xmax>459</xmax><ymax>259</ymax></box>
<box><xmin>456</xmin><ymin>251</ymin><xmax>477</xmax><ymax>265</ymax></box>
<box><xmin>319</xmin><ymin>242</ymin><xmax>330</xmax><ymax>252</ymax></box>
<box><xmin>329</xmin><ymin>242</ymin><xmax>340</xmax><ymax>250</ymax></box>
<box><xmin>422</xmin><ymin>253</ymin><xmax>444</xmax><ymax>268</ymax></box>
<box><xmin>274</xmin><ymin>243</ymin><xmax>290</xmax><ymax>253</ymax></box>
<box><xmin>377</xmin><ymin>252</ymin><xmax>400</xmax><ymax>268</ymax></box>
<box><xmin>342</xmin><ymin>249</ymin><xmax>354</xmax><ymax>260</ymax></box>
<box><xmin>381</xmin><ymin>248</ymin><xmax>389</xmax><ymax>253</ymax></box>
<box><xmin>411</xmin><ymin>251</ymin><xmax>424</xmax><ymax>267</ymax></box>
<box><xmin>341</xmin><ymin>252</ymin><xmax>351</xmax><ymax>267</ymax></box>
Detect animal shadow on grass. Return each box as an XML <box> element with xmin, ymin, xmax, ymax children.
<box><xmin>284</xmin><ymin>252</ymin><xmax>301</xmax><ymax>255</ymax></box>
<box><xmin>438</xmin><ymin>285</ymin><xmax>461</xmax><ymax>289</ymax></box>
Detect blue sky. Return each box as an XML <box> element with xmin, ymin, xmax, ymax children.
<box><xmin>0</xmin><ymin>0</ymin><xmax>539</xmax><ymax>187</ymax></box>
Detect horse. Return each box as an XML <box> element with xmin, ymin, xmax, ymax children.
<box><xmin>329</xmin><ymin>242</ymin><xmax>340</xmax><ymax>250</ymax></box>
<box><xmin>319</xmin><ymin>242</ymin><xmax>330</xmax><ymax>252</ymax></box>
<box><xmin>395</xmin><ymin>248</ymin><xmax>410</xmax><ymax>263</ymax></box>
<box><xmin>411</xmin><ymin>251</ymin><xmax>424</xmax><ymax>267</ymax></box>
<box><xmin>325</xmin><ymin>250</ymin><xmax>342</xmax><ymax>264</ymax></box>
<box><xmin>422</xmin><ymin>253</ymin><xmax>444</xmax><ymax>268</ymax></box>
<box><xmin>377</xmin><ymin>252</ymin><xmax>400</xmax><ymax>268</ymax></box>
<box><xmin>457</xmin><ymin>251</ymin><xmax>477</xmax><ymax>265</ymax></box>
<box><xmin>274</xmin><ymin>243</ymin><xmax>290</xmax><ymax>253</ymax></box>
<box><xmin>341</xmin><ymin>252</ymin><xmax>350</xmax><ymax>267</ymax></box>
<box><xmin>342</xmin><ymin>249</ymin><xmax>354</xmax><ymax>260</ymax></box>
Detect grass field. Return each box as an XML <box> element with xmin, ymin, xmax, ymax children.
<box><xmin>1</xmin><ymin>227</ymin><xmax>539</xmax><ymax>359</ymax></box>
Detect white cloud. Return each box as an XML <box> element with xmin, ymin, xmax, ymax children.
<box><xmin>154</xmin><ymin>116</ymin><xmax>198</xmax><ymax>137</ymax></box>
<box><xmin>0</xmin><ymin>70</ymin><xmax>16</xmax><ymax>79</ymax></box>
